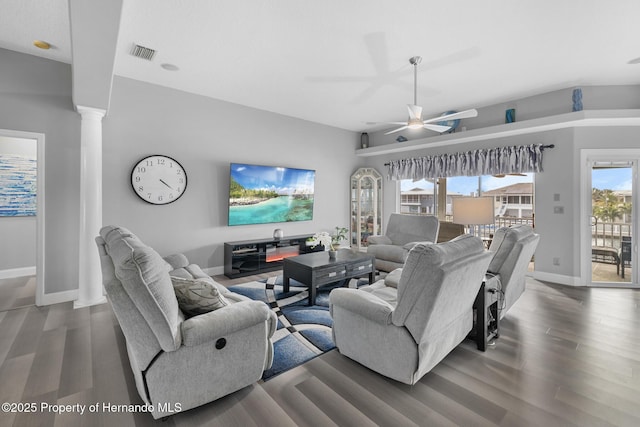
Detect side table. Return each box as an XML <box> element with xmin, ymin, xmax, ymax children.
<box><xmin>472</xmin><ymin>274</ymin><xmax>500</xmax><ymax>351</ymax></box>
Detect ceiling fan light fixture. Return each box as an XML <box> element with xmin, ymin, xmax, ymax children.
<box><xmin>407</xmin><ymin>119</ymin><xmax>423</xmax><ymax>129</ymax></box>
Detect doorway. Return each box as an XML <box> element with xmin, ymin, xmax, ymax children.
<box><xmin>0</xmin><ymin>128</ymin><xmax>45</xmax><ymax>305</ymax></box>
<box><xmin>582</xmin><ymin>150</ymin><xmax>638</xmax><ymax>287</ymax></box>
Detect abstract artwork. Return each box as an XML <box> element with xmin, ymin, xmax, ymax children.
<box><xmin>0</xmin><ymin>139</ymin><xmax>37</xmax><ymax>216</ymax></box>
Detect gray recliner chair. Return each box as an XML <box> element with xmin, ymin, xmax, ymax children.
<box><xmin>486</xmin><ymin>224</ymin><xmax>540</xmax><ymax>318</ymax></box>
<box><xmin>367</xmin><ymin>213</ymin><xmax>440</xmax><ymax>272</ymax></box>
<box><xmin>330</xmin><ymin>234</ymin><xmax>492</xmax><ymax>385</ymax></box>
<box><xmin>95</xmin><ymin>225</ymin><xmax>277</xmax><ymax>419</ymax></box>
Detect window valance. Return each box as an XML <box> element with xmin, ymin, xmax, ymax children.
<box><xmin>385</xmin><ymin>144</ymin><xmax>553</xmax><ymax>181</ymax></box>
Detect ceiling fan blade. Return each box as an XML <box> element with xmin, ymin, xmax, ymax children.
<box><xmin>423</xmin><ymin>124</ymin><xmax>452</xmax><ymax>133</ymax></box>
<box><xmin>407</xmin><ymin>104</ymin><xmax>423</xmax><ymax>120</ymax></box>
<box><xmin>384</xmin><ymin>125</ymin><xmax>409</xmax><ymax>135</ymax></box>
<box><xmin>422</xmin><ymin>108</ymin><xmax>478</xmax><ymax>124</ymax></box>
<box><xmin>366</xmin><ymin>121</ymin><xmax>410</xmax><ymax>125</ymax></box>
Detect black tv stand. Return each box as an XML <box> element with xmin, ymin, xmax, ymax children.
<box><xmin>224</xmin><ymin>234</ymin><xmax>319</xmax><ymax>278</ymax></box>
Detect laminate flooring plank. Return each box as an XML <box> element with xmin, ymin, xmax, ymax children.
<box><xmin>12</xmin><ymin>390</ymin><xmax>57</xmax><ymax>427</ymax></box>
<box><xmin>498</xmin><ymin>329</ymin><xmax>636</xmax><ymax>383</ymax></box>
<box><xmin>546</xmin><ymin>326</ymin><xmax>640</xmax><ymax>358</ymax></box>
<box><xmin>319</xmin><ymin>350</ymin><xmax>458</xmax><ymax>427</ymax></box>
<box><xmin>443</xmin><ymin>347</ymin><xmax>618</xmax><ymax>427</ymax></box>
<box><xmin>43</xmin><ymin>302</ymin><xmax>90</xmax><ymax>333</ymax></box>
<box><xmin>0</xmin><ymin>353</ymin><xmax>36</xmax><ymax>427</ymax></box>
<box><xmin>425</xmin><ymin>371</ymin><xmax>508</xmax><ymax>424</ymax></box>
<box><xmin>57</xmin><ymin>317</ymin><xmax>93</xmax><ymax>399</ymax></box>
<box><xmin>53</xmin><ymin>389</ymin><xmax>102</xmax><ymax>427</ymax></box>
<box><xmin>5</xmin><ymin>305</ymin><xmax>48</xmax><ymax>359</ymax></box>
<box><xmin>295</xmin><ymin>376</ymin><xmax>379</xmax><ymax>427</ymax></box>
<box><xmin>303</xmin><ymin>355</ymin><xmax>420</xmax><ymax>427</ymax></box>
<box><xmin>261</xmin><ymin>367</ymin><xmax>338</xmax><ymax>427</ymax></box>
<box><xmin>0</xmin><ymin>306</ymin><xmax>28</xmax><ymax>365</ymax></box>
<box><xmin>172</xmin><ymin>387</ymin><xmax>258</xmax><ymax>427</ymax></box>
<box><xmin>435</xmin><ymin>361</ymin><xmax>584</xmax><ymax>427</ymax></box>
<box><xmin>396</xmin><ymin>374</ymin><xmax>497</xmax><ymax>427</ymax></box>
<box><xmin>239</xmin><ymin>383</ymin><xmax>299</xmax><ymax>427</ymax></box>
<box><xmin>21</xmin><ymin>326</ymin><xmax>66</xmax><ymax>399</ymax></box>
<box><xmin>511</xmin><ymin>336</ymin><xmax>640</xmax><ymax>392</ymax></box>
<box><xmin>554</xmin><ymin>385</ymin><xmax>640</xmax><ymax>427</ymax></box>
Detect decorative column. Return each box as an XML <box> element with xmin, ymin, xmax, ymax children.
<box><xmin>74</xmin><ymin>106</ymin><xmax>107</xmax><ymax>308</ymax></box>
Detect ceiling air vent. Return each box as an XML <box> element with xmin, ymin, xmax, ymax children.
<box><xmin>130</xmin><ymin>44</ymin><xmax>156</xmax><ymax>61</ymax></box>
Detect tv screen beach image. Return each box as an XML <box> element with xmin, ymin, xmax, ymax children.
<box><xmin>229</xmin><ymin>163</ymin><xmax>315</xmax><ymax>226</ymax></box>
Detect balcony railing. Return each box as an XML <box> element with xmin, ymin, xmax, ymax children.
<box><xmin>592</xmin><ymin>221</ymin><xmax>632</xmax><ymax>249</ymax></box>
<box><xmin>443</xmin><ymin>215</ymin><xmax>534</xmax><ymax>239</ymax></box>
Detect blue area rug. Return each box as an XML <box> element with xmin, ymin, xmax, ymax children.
<box><xmin>228</xmin><ymin>276</ymin><xmax>365</xmax><ymax>380</ymax></box>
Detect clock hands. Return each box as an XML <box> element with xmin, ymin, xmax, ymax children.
<box><xmin>159</xmin><ymin>179</ymin><xmax>173</xmax><ymax>190</ymax></box>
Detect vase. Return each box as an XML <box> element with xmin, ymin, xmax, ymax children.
<box><xmin>328</xmin><ymin>250</ymin><xmax>337</xmax><ymax>260</ymax></box>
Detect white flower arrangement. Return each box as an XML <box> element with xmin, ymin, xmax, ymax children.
<box><xmin>310</xmin><ymin>227</ymin><xmax>348</xmax><ymax>251</ymax></box>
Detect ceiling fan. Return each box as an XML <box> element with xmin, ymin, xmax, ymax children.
<box><xmin>370</xmin><ymin>56</ymin><xmax>478</xmax><ymax>135</ymax></box>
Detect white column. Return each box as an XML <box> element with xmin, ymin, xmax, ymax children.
<box><xmin>74</xmin><ymin>106</ymin><xmax>107</xmax><ymax>308</ymax></box>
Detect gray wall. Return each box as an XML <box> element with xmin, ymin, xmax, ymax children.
<box><xmin>0</xmin><ymin>48</ymin><xmax>80</xmax><ymax>292</ymax></box>
<box><xmin>0</xmin><ymin>47</ymin><xmax>361</xmax><ymax>294</ymax></box>
<box><xmin>102</xmin><ymin>77</ymin><xmax>360</xmax><ymax>271</ymax></box>
<box><xmin>2</xmin><ymin>44</ymin><xmax>639</xmax><ymax>292</ymax></box>
<box><xmin>363</xmin><ymin>86</ymin><xmax>640</xmax><ymax>284</ymax></box>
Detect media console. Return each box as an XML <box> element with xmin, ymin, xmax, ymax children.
<box><xmin>224</xmin><ymin>234</ymin><xmax>320</xmax><ymax>278</ymax></box>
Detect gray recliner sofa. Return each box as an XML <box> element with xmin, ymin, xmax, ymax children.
<box><xmin>330</xmin><ymin>234</ymin><xmax>492</xmax><ymax>385</ymax></box>
<box><xmin>367</xmin><ymin>213</ymin><xmax>440</xmax><ymax>272</ymax></box>
<box><xmin>486</xmin><ymin>224</ymin><xmax>540</xmax><ymax>318</ymax></box>
<box><xmin>95</xmin><ymin>225</ymin><xmax>277</xmax><ymax>419</ymax></box>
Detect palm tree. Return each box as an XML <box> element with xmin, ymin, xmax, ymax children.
<box><xmin>592</xmin><ymin>188</ymin><xmax>626</xmax><ymax>222</ymax></box>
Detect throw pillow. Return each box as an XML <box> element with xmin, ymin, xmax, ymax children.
<box><xmin>171</xmin><ymin>276</ymin><xmax>229</xmax><ymax>317</ymax></box>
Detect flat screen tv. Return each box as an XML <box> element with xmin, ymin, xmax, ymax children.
<box><xmin>228</xmin><ymin>163</ymin><xmax>315</xmax><ymax>226</ymax></box>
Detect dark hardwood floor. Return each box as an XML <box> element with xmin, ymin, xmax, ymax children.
<box><xmin>0</xmin><ymin>274</ymin><xmax>639</xmax><ymax>426</ymax></box>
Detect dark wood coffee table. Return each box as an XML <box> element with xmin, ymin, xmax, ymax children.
<box><xmin>283</xmin><ymin>250</ymin><xmax>375</xmax><ymax>305</ymax></box>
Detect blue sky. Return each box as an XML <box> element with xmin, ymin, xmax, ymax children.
<box><xmin>401</xmin><ymin>174</ymin><xmax>534</xmax><ymax>195</ymax></box>
<box><xmin>592</xmin><ymin>167</ymin><xmax>632</xmax><ymax>191</ymax></box>
<box><xmin>231</xmin><ymin>163</ymin><xmax>315</xmax><ymax>194</ymax></box>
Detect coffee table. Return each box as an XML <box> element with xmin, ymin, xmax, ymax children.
<box><xmin>283</xmin><ymin>250</ymin><xmax>376</xmax><ymax>305</ymax></box>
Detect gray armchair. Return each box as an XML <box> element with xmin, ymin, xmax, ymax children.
<box><xmin>95</xmin><ymin>226</ymin><xmax>277</xmax><ymax>419</ymax></box>
<box><xmin>367</xmin><ymin>213</ymin><xmax>440</xmax><ymax>272</ymax></box>
<box><xmin>330</xmin><ymin>235</ymin><xmax>492</xmax><ymax>385</ymax></box>
<box><xmin>487</xmin><ymin>224</ymin><xmax>540</xmax><ymax>318</ymax></box>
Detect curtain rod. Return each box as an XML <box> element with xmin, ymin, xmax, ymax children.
<box><xmin>383</xmin><ymin>144</ymin><xmax>555</xmax><ymax>166</ymax></box>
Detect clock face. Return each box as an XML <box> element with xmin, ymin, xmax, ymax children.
<box><xmin>131</xmin><ymin>155</ymin><xmax>187</xmax><ymax>205</ymax></box>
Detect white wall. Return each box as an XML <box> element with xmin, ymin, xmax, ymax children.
<box><xmin>102</xmin><ymin>76</ymin><xmax>361</xmax><ymax>272</ymax></box>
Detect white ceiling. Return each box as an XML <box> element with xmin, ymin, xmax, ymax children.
<box><xmin>2</xmin><ymin>0</ymin><xmax>640</xmax><ymax>132</ymax></box>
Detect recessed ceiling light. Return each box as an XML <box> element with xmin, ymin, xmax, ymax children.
<box><xmin>33</xmin><ymin>40</ymin><xmax>51</xmax><ymax>50</ymax></box>
<box><xmin>161</xmin><ymin>63</ymin><xmax>179</xmax><ymax>71</ymax></box>
<box><xmin>628</xmin><ymin>56</ymin><xmax>640</xmax><ymax>65</ymax></box>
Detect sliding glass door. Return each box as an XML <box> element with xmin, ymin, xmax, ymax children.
<box><xmin>590</xmin><ymin>162</ymin><xmax>634</xmax><ymax>285</ymax></box>
<box><xmin>583</xmin><ymin>150</ymin><xmax>638</xmax><ymax>287</ymax></box>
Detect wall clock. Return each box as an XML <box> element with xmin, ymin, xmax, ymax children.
<box><xmin>131</xmin><ymin>155</ymin><xmax>187</xmax><ymax>205</ymax></box>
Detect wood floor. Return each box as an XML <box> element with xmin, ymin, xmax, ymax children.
<box><xmin>1</xmin><ymin>274</ymin><xmax>639</xmax><ymax>426</ymax></box>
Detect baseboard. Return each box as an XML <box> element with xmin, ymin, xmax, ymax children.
<box><xmin>0</xmin><ymin>266</ymin><xmax>36</xmax><ymax>279</ymax></box>
<box><xmin>203</xmin><ymin>266</ymin><xmax>224</xmax><ymax>276</ymax></box>
<box><xmin>39</xmin><ymin>289</ymin><xmax>78</xmax><ymax>306</ymax></box>
<box><xmin>531</xmin><ymin>271</ymin><xmax>583</xmax><ymax>287</ymax></box>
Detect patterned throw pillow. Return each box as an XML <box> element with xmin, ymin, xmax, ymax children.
<box><xmin>170</xmin><ymin>276</ymin><xmax>229</xmax><ymax>317</ymax></box>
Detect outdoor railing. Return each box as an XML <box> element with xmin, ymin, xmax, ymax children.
<box><xmin>591</xmin><ymin>221</ymin><xmax>632</xmax><ymax>249</ymax></box>
<box><xmin>443</xmin><ymin>216</ymin><xmax>534</xmax><ymax>239</ymax></box>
